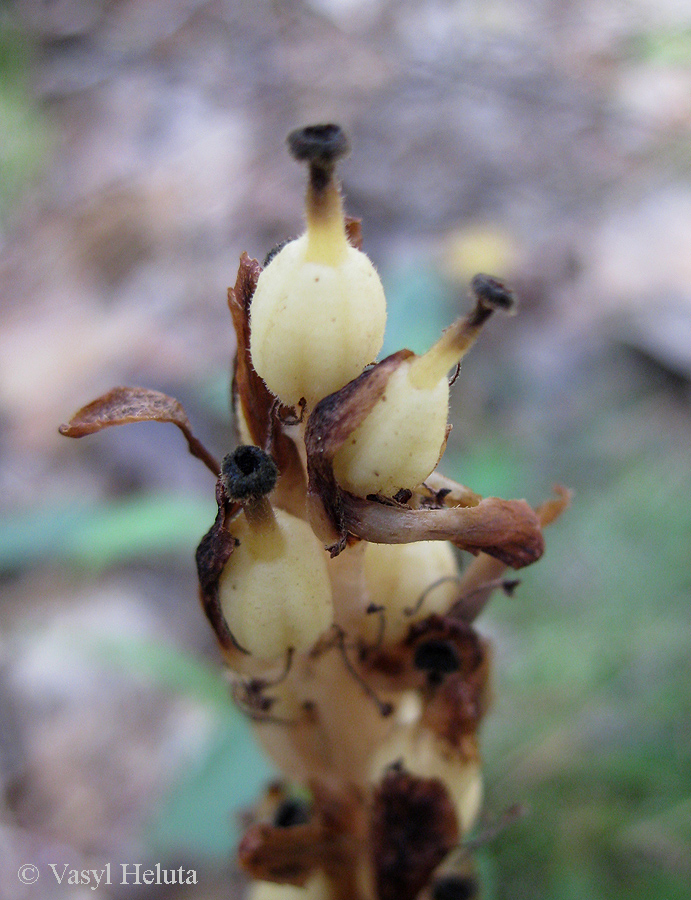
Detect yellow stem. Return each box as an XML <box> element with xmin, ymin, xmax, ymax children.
<box><xmin>244</xmin><ymin>495</ymin><xmax>279</xmax><ymax>533</ymax></box>
<box><xmin>304</xmin><ymin>174</ymin><xmax>348</xmax><ymax>266</ymax></box>
<box><xmin>407</xmin><ymin>306</ymin><xmax>492</xmax><ymax>390</ymax></box>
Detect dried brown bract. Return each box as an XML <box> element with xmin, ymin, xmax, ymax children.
<box><xmin>195</xmin><ymin>477</ymin><xmax>242</xmax><ymax>656</ymax></box>
<box><xmin>372</xmin><ymin>767</ymin><xmax>459</xmax><ymax>900</ymax></box>
<box><xmin>239</xmin><ymin>778</ymin><xmax>367</xmax><ymax>900</ymax></box>
<box><xmin>59</xmin><ymin>385</ymin><xmax>220</xmax><ymax>475</ymax></box>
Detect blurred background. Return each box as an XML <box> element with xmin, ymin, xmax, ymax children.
<box><xmin>1</xmin><ymin>0</ymin><xmax>690</xmax><ymax>898</ymax></box>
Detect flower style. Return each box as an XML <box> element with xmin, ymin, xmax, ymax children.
<box><xmin>60</xmin><ymin>123</ymin><xmax>569</xmax><ymax>900</ymax></box>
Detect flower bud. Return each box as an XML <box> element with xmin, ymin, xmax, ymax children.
<box><xmin>249</xmin><ymin>124</ymin><xmax>387</xmax><ymax>410</ymax></box>
<box><xmin>332</xmin><ymin>275</ymin><xmax>515</xmax><ymax>496</ymax></box>
<box><xmin>370</xmin><ymin>725</ymin><xmax>483</xmax><ymax>835</ymax></box>
<box><xmin>218</xmin><ymin>446</ymin><xmax>333</xmax><ymax>662</ymax></box>
<box><xmin>360</xmin><ymin>541</ymin><xmax>459</xmax><ymax>645</ymax></box>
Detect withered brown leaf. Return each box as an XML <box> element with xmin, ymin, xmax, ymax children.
<box><xmin>195</xmin><ymin>478</ymin><xmax>242</xmax><ymax>655</ymax></box>
<box><xmin>371</xmin><ymin>767</ymin><xmax>459</xmax><ymax>900</ymax></box>
<box><xmin>227</xmin><ymin>253</ymin><xmax>306</xmax><ymax>515</ymax></box>
<box><xmin>344</xmin><ymin>216</ymin><xmax>364</xmax><ymax>251</ymax></box>
<box><xmin>449</xmin><ymin>484</ymin><xmax>572</xmax><ymax>621</ymax></box>
<box><xmin>238</xmin><ymin>779</ymin><xmax>367</xmax><ymax>900</ymax></box>
<box><xmin>227</xmin><ymin>252</ymin><xmax>271</xmax><ymax>449</ymax></box>
<box><xmin>59</xmin><ymin>385</ymin><xmax>220</xmax><ymax>475</ymax></box>
<box><xmin>343</xmin><ymin>494</ymin><xmax>544</xmax><ymax>568</ymax></box>
<box><xmin>364</xmin><ymin>615</ymin><xmax>486</xmax><ymax>687</ymax></box>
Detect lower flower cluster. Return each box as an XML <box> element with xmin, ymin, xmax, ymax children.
<box><xmin>60</xmin><ymin>124</ymin><xmax>568</xmax><ymax>900</ymax></box>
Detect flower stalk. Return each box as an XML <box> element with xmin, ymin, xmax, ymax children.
<box><xmin>288</xmin><ymin>123</ymin><xmax>351</xmax><ymax>265</ymax></box>
<box><xmin>59</xmin><ymin>123</ymin><xmax>569</xmax><ymax>900</ymax></box>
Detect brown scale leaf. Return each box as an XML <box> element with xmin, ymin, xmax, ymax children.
<box><xmin>227</xmin><ymin>253</ymin><xmax>306</xmax><ymax>515</ymax></box>
<box><xmin>363</xmin><ymin>616</ymin><xmax>491</xmax><ymax>745</ymax></box>
<box><xmin>371</xmin><ymin>767</ymin><xmax>459</xmax><ymax>900</ymax></box>
<box><xmin>227</xmin><ymin>252</ymin><xmax>271</xmax><ymax>449</ymax></box>
<box><xmin>194</xmin><ymin>478</ymin><xmax>245</xmax><ymax>658</ymax></box>
<box><xmin>344</xmin><ymin>216</ymin><xmax>363</xmax><ymax>250</ymax></box>
<box><xmin>420</xmin><ymin>651</ymin><xmax>493</xmax><ymax>748</ymax></box>
<box><xmin>59</xmin><ymin>385</ymin><xmax>220</xmax><ymax>475</ymax></box>
<box><xmin>343</xmin><ymin>493</ymin><xmax>544</xmax><ymax>568</ymax></box>
<box><xmin>535</xmin><ymin>484</ymin><xmax>572</xmax><ymax>527</ymax></box>
<box><xmin>238</xmin><ymin>819</ymin><xmax>320</xmax><ymax>887</ymax></box>
<box><xmin>413</xmin><ymin>472</ymin><xmax>482</xmax><ymax>509</ymax></box>
<box><xmin>238</xmin><ymin>779</ymin><xmax>367</xmax><ymax>900</ymax></box>
<box><xmin>449</xmin><ymin>484</ymin><xmax>572</xmax><ymax>621</ymax></box>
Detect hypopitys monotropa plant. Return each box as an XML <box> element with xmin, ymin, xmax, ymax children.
<box><xmin>60</xmin><ymin>123</ymin><xmax>569</xmax><ymax>900</ymax></box>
